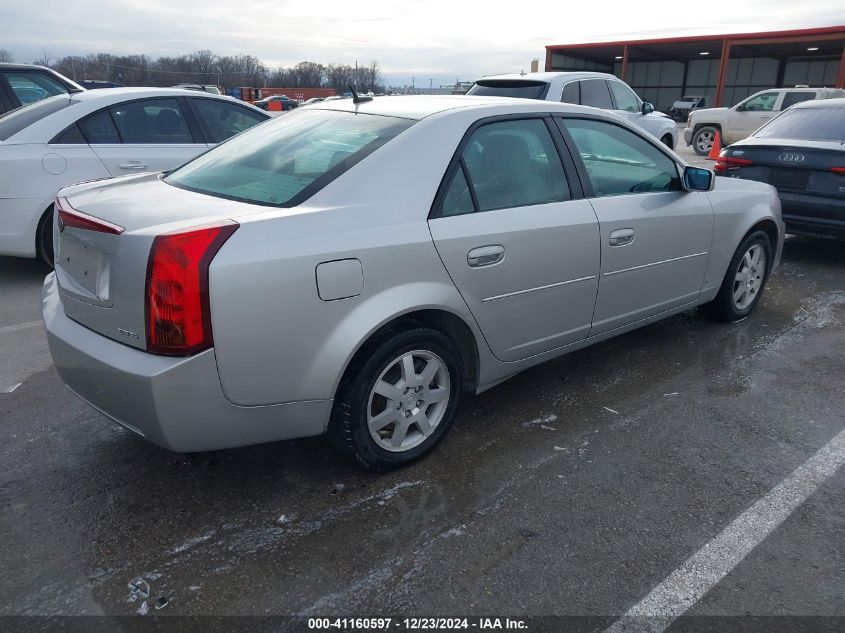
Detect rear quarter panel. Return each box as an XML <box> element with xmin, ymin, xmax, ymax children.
<box><xmin>209</xmin><ymin>110</ymin><xmax>495</xmax><ymax>407</ymax></box>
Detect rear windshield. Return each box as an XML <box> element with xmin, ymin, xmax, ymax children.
<box><xmin>165</xmin><ymin>109</ymin><xmax>414</xmax><ymax>206</ymax></box>
<box><xmin>466</xmin><ymin>80</ymin><xmax>550</xmax><ymax>100</ymax></box>
<box><xmin>754</xmin><ymin>107</ymin><xmax>845</xmax><ymax>142</ymax></box>
<box><xmin>0</xmin><ymin>95</ymin><xmax>75</xmax><ymax>141</ymax></box>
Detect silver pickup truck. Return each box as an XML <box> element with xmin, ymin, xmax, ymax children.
<box><xmin>684</xmin><ymin>87</ymin><xmax>845</xmax><ymax>155</ymax></box>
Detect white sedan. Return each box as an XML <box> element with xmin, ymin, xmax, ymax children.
<box><xmin>0</xmin><ymin>87</ymin><xmax>269</xmax><ymax>264</ymax></box>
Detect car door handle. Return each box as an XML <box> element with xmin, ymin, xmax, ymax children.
<box><xmin>609</xmin><ymin>228</ymin><xmax>635</xmax><ymax>247</ymax></box>
<box><xmin>119</xmin><ymin>161</ymin><xmax>148</xmax><ymax>170</ymax></box>
<box><xmin>467</xmin><ymin>245</ymin><xmax>505</xmax><ymax>267</ymax></box>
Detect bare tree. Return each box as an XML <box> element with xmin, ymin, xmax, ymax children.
<box><xmin>0</xmin><ymin>49</ymin><xmax>13</xmax><ymax>63</ymax></box>
<box><xmin>33</xmin><ymin>52</ymin><xmax>55</xmax><ymax>67</ymax></box>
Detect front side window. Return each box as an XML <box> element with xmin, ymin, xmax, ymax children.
<box><xmin>190</xmin><ymin>98</ymin><xmax>267</xmax><ymax>143</ymax></box>
<box><xmin>109</xmin><ymin>98</ymin><xmax>193</xmax><ymax>144</ymax></box>
<box><xmin>579</xmin><ymin>80</ymin><xmax>614</xmax><ymax>109</ymax></box>
<box><xmin>443</xmin><ymin>118</ymin><xmax>570</xmax><ymax>214</ymax></box>
<box><xmin>609</xmin><ymin>81</ymin><xmax>640</xmax><ymax>113</ymax></box>
<box><xmin>166</xmin><ymin>109</ymin><xmax>414</xmax><ymax>206</ymax></box>
<box><xmin>560</xmin><ymin>118</ymin><xmax>680</xmax><ymax>197</ymax></box>
<box><xmin>3</xmin><ymin>71</ymin><xmax>69</xmax><ymax>106</ymax></box>
<box><xmin>738</xmin><ymin>92</ymin><xmax>778</xmax><ymax>112</ymax></box>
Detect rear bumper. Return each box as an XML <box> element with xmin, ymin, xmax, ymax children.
<box><xmin>779</xmin><ymin>192</ymin><xmax>845</xmax><ymax>238</ymax></box>
<box><xmin>0</xmin><ymin>197</ymin><xmax>46</xmax><ymax>258</ymax></box>
<box><xmin>42</xmin><ymin>273</ymin><xmax>332</xmax><ymax>451</ymax></box>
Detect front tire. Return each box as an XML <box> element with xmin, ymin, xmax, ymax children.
<box><xmin>329</xmin><ymin>328</ymin><xmax>463</xmax><ymax>471</ymax></box>
<box><xmin>709</xmin><ymin>231</ymin><xmax>772</xmax><ymax>322</ymax></box>
<box><xmin>693</xmin><ymin>125</ymin><xmax>719</xmax><ymax>156</ymax></box>
<box><xmin>36</xmin><ymin>206</ymin><xmax>55</xmax><ymax>268</ymax></box>
<box><xmin>660</xmin><ymin>134</ymin><xmax>673</xmax><ymax>149</ymax></box>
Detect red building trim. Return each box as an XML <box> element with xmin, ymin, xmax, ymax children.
<box><xmin>546</xmin><ymin>26</ymin><xmax>845</xmax><ymax>107</ymax></box>
<box><xmin>546</xmin><ymin>25</ymin><xmax>845</xmax><ymax>51</ymax></box>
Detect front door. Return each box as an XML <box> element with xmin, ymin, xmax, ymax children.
<box><xmin>557</xmin><ymin>117</ymin><xmax>714</xmax><ymax>336</ymax></box>
<box><xmin>726</xmin><ymin>91</ymin><xmax>780</xmax><ymax>143</ymax></box>
<box><xmin>428</xmin><ymin>117</ymin><xmax>601</xmax><ymax>362</ymax></box>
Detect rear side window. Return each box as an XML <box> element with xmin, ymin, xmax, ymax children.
<box><xmin>754</xmin><ymin>107</ymin><xmax>845</xmax><ymax>142</ymax></box>
<box><xmin>561</xmin><ymin>82</ymin><xmax>580</xmax><ymax>104</ymax></box>
<box><xmin>110</xmin><ymin>98</ymin><xmax>193</xmax><ymax>144</ymax></box>
<box><xmin>166</xmin><ymin>109</ymin><xmax>414</xmax><ymax>207</ymax></box>
<box><xmin>78</xmin><ymin>110</ymin><xmax>120</xmax><ymax>144</ymax></box>
<box><xmin>781</xmin><ymin>92</ymin><xmax>815</xmax><ymax>110</ymax></box>
<box><xmin>561</xmin><ymin>118</ymin><xmax>680</xmax><ymax>197</ymax></box>
<box><xmin>3</xmin><ymin>71</ymin><xmax>69</xmax><ymax>106</ymax></box>
<box><xmin>465</xmin><ymin>80</ymin><xmax>550</xmax><ymax>100</ymax></box>
<box><xmin>189</xmin><ymin>98</ymin><xmax>267</xmax><ymax>143</ymax></box>
<box><xmin>0</xmin><ymin>95</ymin><xmax>75</xmax><ymax>141</ymax></box>
<box><xmin>579</xmin><ymin>80</ymin><xmax>614</xmax><ymax>109</ymax></box>
<box><xmin>439</xmin><ymin>118</ymin><xmax>571</xmax><ymax>215</ymax></box>
<box><xmin>441</xmin><ymin>166</ymin><xmax>475</xmax><ymax>217</ymax></box>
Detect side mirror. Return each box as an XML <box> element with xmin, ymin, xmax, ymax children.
<box><xmin>683</xmin><ymin>166</ymin><xmax>714</xmax><ymax>191</ymax></box>
<box><xmin>641</xmin><ymin>102</ymin><xmax>655</xmax><ymax>115</ymax></box>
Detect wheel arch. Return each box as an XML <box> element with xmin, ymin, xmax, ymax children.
<box><xmin>333</xmin><ymin>306</ymin><xmax>481</xmax><ymax>402</ymax></box>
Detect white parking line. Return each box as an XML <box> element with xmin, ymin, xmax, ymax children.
<box><xmin>0</xmin><ymin>320</ymin><xmax>41</xmax><ymax>335</ymax></box>
<box><xmin>606</xmin><ymin>426</ymin><xmax>845</xmax><ymax>633</ymax></box>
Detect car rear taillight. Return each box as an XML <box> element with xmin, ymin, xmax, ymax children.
<box><xmin>145</xmin><ymin>221</ymin><xmax>238</xmax><ymax>356</ymax></box>
<box><xmin>831</xmin><ymin>167</ymin><xmax>845</xmax><ymax>176</ymax></box>
<box><xmin>714</xmin><ymin>152</ymin><xmax>753</xmax><ymax>174</ymax></box>
<box><xmin>56</xmin><ymin>197</ymin><xmax>124</xmax><ymax>235</ymax></box>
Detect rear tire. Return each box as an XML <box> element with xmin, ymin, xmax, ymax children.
<box><xmin>693</xmin><ymin>125</ymin><xmax>719</xmax><ymax>156</ymax></box>
<box><xmin>328</xmin><ymin>327</ymin><xmax>463</xmax><ymax>471</ymax></box>
<box><xmin>36</xmin><ymin>206</ymin><xmax>55</xmax><ymax>268</ymax></box>
<box><xmin>708</xmin><ymin>230</ymin><xmax>772</xmax><ymax>322</ymax></box>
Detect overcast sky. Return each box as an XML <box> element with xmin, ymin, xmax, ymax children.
<box><xmin>2</xmin><ymin>0</ymin><xmax>844</xmax><ymax>86</ymax></box>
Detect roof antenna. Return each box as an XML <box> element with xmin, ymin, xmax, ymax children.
<box><xmin>349</xmin><ymin>84</ymin><xmax>372</xmax><ymax>104</ymax></box>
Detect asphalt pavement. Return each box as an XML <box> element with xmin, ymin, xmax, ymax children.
<box><xmin>0</xmin><ymin>194</ymin><xmax>843</xmax><ymax>631</ymax></box>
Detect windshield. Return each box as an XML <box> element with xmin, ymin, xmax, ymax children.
<box><xmin>754</xmin><ymin>107</ymin><xmax>845</xmax><ymax>142</ymax></box>
<box><xmin>466</xmin><ymin>80</ymin><xmax>550</xmax><ymax>99</ymax></box>
<box><xmin>0</xmin><ymin>95</ymin><xmax>76</xmax><ymax>141</ymax></box>
<box><xmin>166</xmin><ymin>108</ymin><xmax>414</xmax><ymax>206</ymax></box>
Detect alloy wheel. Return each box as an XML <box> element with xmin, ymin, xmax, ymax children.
<box><xmin>367</xmin><ymin>350</ymin><xmax>451</xmax><ymax>452</ymax></box>
<box><xmin>732</xmin><ymin>244</ymin><xmax>766</xmax><ymax>310</ymax></box>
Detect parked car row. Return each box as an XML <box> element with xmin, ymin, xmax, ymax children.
<box><xmin>0</xmin><ymin>88</ymin><xmax>269</xmax><ymax>263</ymax></box>
<box><xmin>714</xmin><ymin>98</ymin><xmax>845</xmax><ymax>239</ymax></box>
<box><xmin>684</xmin><ymin>86</ymin><xmax>845</xmax><ymax>155</ymax></box>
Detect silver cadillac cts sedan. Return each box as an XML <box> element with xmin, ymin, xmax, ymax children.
<box><xmin>42</xmin><ymin>96</ymin><xmax>783</xmax><ymax>470</ymax></box>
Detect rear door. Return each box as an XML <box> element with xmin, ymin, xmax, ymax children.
<box><xmin>81</xmin><ymin>97</ymin><xmax>205</xmax><ymax>176</ymax></box>
<box><xmin>428</xmin><ymin>116</ymin><xmax>601</xmax><ymax>362</ymax></box>
<box><xmin>557</xmin><ymin>116</ymin><xmax>713</xmax><ymax>335</ymax></box>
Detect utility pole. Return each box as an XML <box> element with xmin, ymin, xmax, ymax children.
<box><xmin>429</xmin><ymin>78</ymin><xmax>432</xmax><ymax>94</ymax></box>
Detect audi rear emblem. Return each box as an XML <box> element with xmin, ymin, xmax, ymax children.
<box><xmin>778</xmin><ymin>153</ymin><xmax>805</xmax><ymax>162</ymax></box>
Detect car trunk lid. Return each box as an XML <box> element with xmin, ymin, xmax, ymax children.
<box><xmin>54</xmin><ymin>173</ymin><xmax>265</xmax><ymax>350</ymax></box>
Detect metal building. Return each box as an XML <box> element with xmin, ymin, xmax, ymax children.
<box><xmin>545</xmin><ymin>26</ymin><xmax>845</xmax><ymax>111</ymax></box>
